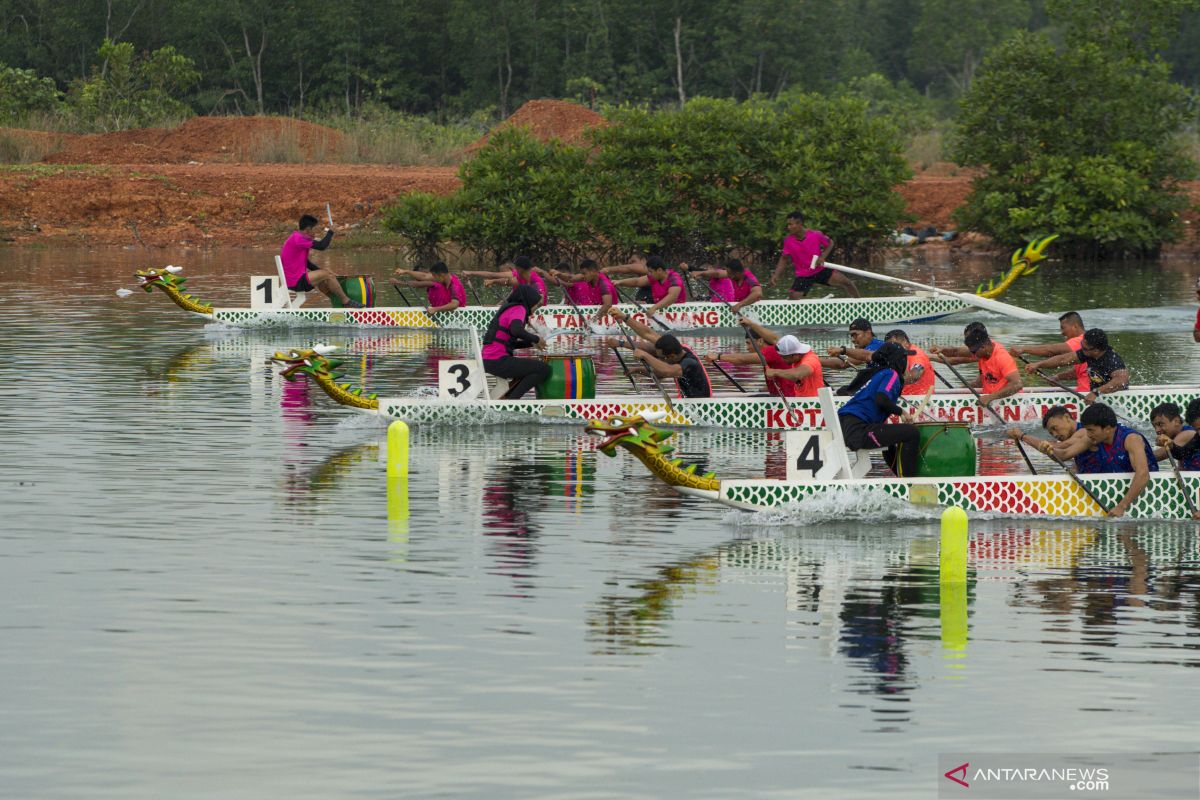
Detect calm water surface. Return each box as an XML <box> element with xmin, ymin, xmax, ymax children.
<box><xmin>2</xmin><ymin>248</ymin><xmax>1199</xmax><ymax>799</ymax></box>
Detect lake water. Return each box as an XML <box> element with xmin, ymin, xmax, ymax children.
<box><xmin>2</xmin><ymin>247</ymin><xmax>1199</xmax><ymax>799</ymax></box>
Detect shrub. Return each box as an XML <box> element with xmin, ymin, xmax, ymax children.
<box><xmin>68</xmin><ymin>40</ymin><xmax>198</xmax><ymax>132</ymax></box>
<box><xmin>0</xmin><ymin>65</ymin><xmax>63</xmax><ymax>124</ymax></box>
<box><xmin>381</xmin><ymin>191</ymin><xmax>461</xmax><ymax>264</ymax></box>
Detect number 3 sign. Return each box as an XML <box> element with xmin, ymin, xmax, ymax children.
<box><xmin>438</xmin><ymin>360</ymin><xmax>484</xmax><ymax>401</ymax></box>
<box><xmin>785</xmin><ymin>430</ymin><xmax>840</xmax><ymax>482</ymax></box>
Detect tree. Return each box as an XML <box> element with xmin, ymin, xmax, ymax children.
<box><xmin>907</xmin><ymin>0</ymin><xmax>1031</xmax><ymax>96</ymax></box>
<box><xmin>69</xmin><ymin>39</ymin><xmax>197</xmax><ymax>130</ymax></box>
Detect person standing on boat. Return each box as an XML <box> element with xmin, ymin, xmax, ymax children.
<box><xmin>1150</xmin><ymin>402</ymin><xmax>1200</xmax><ymax>469</ymax></box>
<box><xmin>464</xmin><ymin>256</ymin><xmax>550</xmax><ymax>306</ymax></box>
<box><xmin>883</xmin><ymin>329</ymin><xmax>936</xmax><ymax>396</ymax></box>
<box><xmin>549</xmin><ymin>259</ymin><xmax>616</xmax><ymax>320</ymax></box>
<box><xmin>609</xmin><ymin>256</ymin><xmax>688</xmax><ymax>316</ymax></box>
<box><xmin>706</xmin><ymin>319</ymin><xmax>823</xmax><ymax>397</ymax></box>
<box><xmin>1011</xmin><ymin>311</ymin><xmax>1088</xmax><ymax>393</ymax></box>
<box><xmin>835</xmin><ymin>342</ymin><xmax>920</xmax><ymax>476</ymax></box>
<box><xmin>279</xmin><ymin>215</ymin><xmax>364</xmax><ymax>308</ymax></box>
<box><xmin>1021</xmin><ymin>327</ymin><xmax>1129</xmax><ymax>403</ymax></box>
<box><xmin>930</xmin><ymin>325</ymin><xmax>1023</xmax><ymax>407</ymax></box>
<box><xmin>391</xmin><ymin>261</ymin><xmax>466</xmax><ymax>315</ymax></box>
<box><xmin>821</xmin><ymin>318</ymin><xmax>884</xmax><ymax>370</ymax></box>
<box><xmin>770</xmin><ymin>211</ymin><xmax>859</xmax><ymax>299</ymax></box>
<box><xmin>604</xmin><ymin>309</ymin><xmax>712</xmax><ymax>398</ymax></box>
<box><xmin>480</xmin><ymin>285</ymin><xmax>550</xmax><ymax>400</ymax></box>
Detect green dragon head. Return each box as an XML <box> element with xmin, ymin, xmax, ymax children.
<box><xmin>976</xmin><ymin>234</ymin><xmax>1059</xmax><ymax>299</ymax></box>
<box><xmin>586</xmin><ymin>412</ymin><xmax>676</xmax><ymax>457</ymax></box>
<box><xmin>269</xmin><ymin>346</ymin><xmax>344</xmax><ymax>382</ymax></box>
<box><xmin>133</xmin><ymin>265</ymin><xmax>213</xmax><ymax>315</ymax></box>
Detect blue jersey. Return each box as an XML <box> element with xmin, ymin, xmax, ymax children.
<box><xmin>864</xmin><ymin>338</ymin><xmax>884</xmax><ymax>352</ymax></box>
<box><xmin>1172</xmin><ymin>425</ymin><xmax>1200</xmax><ymax>471</ymax></box>
<box><xmin>838</xmin><ymin>369</ymin><xmax>903</xmax><ymax>425</ymax></box>
<box><xmin>1090</xmin><ymin>425</ymin><xmax>1159</xmax><ymax>474</ymax></box>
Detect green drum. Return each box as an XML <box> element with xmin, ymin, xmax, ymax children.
<box><xmin>535</xmin><ymin>354</ymin><xmax>596</xmax><ymax>400</ymax></box>
<box><xmin>331</xmin><ymin>275</ymin><xmax>375</xmax><ymax>308</ymax></box>
<box><xmin>913</xmin><ymin>422</ymin><xmax>976</xmax><ymax>477</ymax></box>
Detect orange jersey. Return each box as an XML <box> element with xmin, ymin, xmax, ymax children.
<box><xmin>901</xmin><ymin>345</ymin><xmax>935</xmax><ymax>396</ymax></box>
<box><xmin>1065</xmin><ymin>334</ymin><xmax>1088</xmax><ymax>393</ymax></box>
<box><xmin>977</xmin><ymin>341</ymin><xmax>1019</xmax><ymax>395</ymax></box>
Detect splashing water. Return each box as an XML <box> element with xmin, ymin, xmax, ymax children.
<box><xmin>726</xmin><ymin>488</ymin><xmax>944</xmax><ymax>526</ymax></box>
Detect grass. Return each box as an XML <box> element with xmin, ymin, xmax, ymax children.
<box><xmin>0</xmin><ymin>129</ymin><xmax>66</xmax><ymax>163</ymax></box>
<box><xmin>905</xmin><ymin>127</ymin><xmax>948</xmax><ymax>171</ymax></box>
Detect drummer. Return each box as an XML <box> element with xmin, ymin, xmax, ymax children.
<box><xmin>705</xmin><ymin>318</ymin><xmax>823</xmax><ymax>397</ymax></box>
<box><xmin>609</xmin><ymin>256</ymin><xmax>688</xmax><ymax>316</ymax></box>
<box><xmin>1010</xmin><ymin>311</ymin><xmax>1088</xmax><ymax>393</ymax></box>
<box><xmin>1021</xmin><ymin>327</ymin><xmax>1129</xmax><ymax>403</ymax></box>
<box><xmin>835</xmin><ymin>342</ymin><xmax>919</xmax><ymax>476</ymax></box>
<box><xmin>480</xmin><ymin>285</ymin><xmax>549</xmax><ymax>400</ymax></box>
<box><xmin>391</xmin><ymin>261</ymin><xmax>466</xmax><ymax>315</ymax></box>
<box><xmin>822</xmin><ymin>317</ymin><xmax>884</xmax><ymax>370</ymax></box>
<box><xmin>1151</xmin><ymin>401</ymin><xmax>1200</xmax><ymax>469</ymax></box>
<box><xmin>604</xmin><ymin>308</ymin><xmax>712</xmax><ymax>398</ymax></box>
<box><xmin>884</xmin><ymin>329</ymin><xmax>936</xmax><ymax>396</ymax></box>
<box><xmin>930</xmin><ymin>324</ymin><xmax>1023</xmax><ymax>407</ymax></box>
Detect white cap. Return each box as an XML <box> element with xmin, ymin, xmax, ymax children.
<box><xmin>776</xmin><ymin>335</ymin><xmax>811</xmax><ymax>356</ymax></box>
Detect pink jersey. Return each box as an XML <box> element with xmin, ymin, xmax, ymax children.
<box><xmin>649</xmin><ymin>270</ymin><xmax>687</xmax><ymax>304</ymax></box>
<box><xmin>731</xmin><ymin>269</ymin><xmax>760</xmax><ymax>301</ymax></box>
<box><xmin>427</xmin><ymin>275</ymin><xmax>466</xmax><ymax>308</ymax></box>
<box><xmin>512</xmin><ymin>268</ymin><xmax>549</xmax><ymax>304</ymax></box>
<box><xmin>279</xmin><ymin>230</ymin><xmax>314</xmax><ymax>287</ymax></box>
<box><xmin>568</xmin><ymin>274</ymin><xmax>615</xmax><ymax>305</ymax></box>
<box><xmin>482</xmin><ymin>305</ymin><xmax>528</xmax><ymax>359</ymax></box>
<box><xmin>782</xmin><ymin>230</ymin><xmax>832</xmax><ymax>277</ymax></box>
<box><xmin>707</xmin><ymin>275</ymin><xmax>735</xmax><ymax>302</ymax></box>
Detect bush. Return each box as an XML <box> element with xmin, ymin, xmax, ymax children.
<box><xmin>68</xmin><ymin>40</ymin><xmax>198</xmax><ymax>132</ymax></box>
<box><xmin>381</xmin><ymin>191</ymin><xmax>461</xmax><ymax>264</ymax></box>
<box><xmin>952</xmin><ymin>32</ymin><xmax>1196</xmax><ymax>255</ymax></box>
<box><xmin>0</xmin><ymin>65</ymin><xmax>63</xmax><ymax>124</ymax></box>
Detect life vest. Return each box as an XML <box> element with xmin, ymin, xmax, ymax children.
<box><xmin>1091</xmin><ymin>424</ymin><xmax>1159</xmax><ymax>474</ymax></box>
<box><xmin>482</xmin><ymin>302</ymin><xmax>529</xmax><ymax>357</ymax></box>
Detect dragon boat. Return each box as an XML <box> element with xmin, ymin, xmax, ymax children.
<box><xmin>268</xmin><ymin>345</ymin><xmax>1198</xmax><ymax>431</ymax></box>
<box><xmin>585</xmin><ymin>408</ymin><xmax>1200</xmax><ymax>521</ymax></box>
<box><xmin>132</xmin><ymin>238</ymin><xmax>1053</xmax><ymax>333</ymax></box>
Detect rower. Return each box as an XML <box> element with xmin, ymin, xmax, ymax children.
<box><xmin>1151</xmin><ymin>401</ymin><xmax>1200</xmax><ymax>469</ymax></box>
<box><xmin>706</xmin><ymin>319</ymin><xmax>823</xmax><ymax>397</ymax></box>
<box><xmin>279</xmin><ymin>214</ymin><xmax>363</xmax><ymax>308</ymax></box>
<box><xmin>883</xmin><ymin>329</ymin><xmax>936</xmax><ymax>396</ymax></box>
<box><xmin>605</xmin><ymin>308</ymin><xmax>712</xmax><ymax>398</ymax></box>
<box><xmin>1076</xmin><ymin>404</ymin><xmax>1158</xmax><ymax>517</ymax></box>
<box><xmin>930</xmin><ymin>324</ymin><xmax>1023</xmax><ymax>407</ymax></box>
<box><xmin>609</xmin><ymin>256</ymin><xmax>688</xmax><ymax>316</ymax></box>
<box><xmin>548</xmin><ymin>259</ymin><xmax>615</xmax><ymax>319</ymax></box>
<box><xmin>1008</xmin><ymin>405</ymin><xmax>1097</xmax><ymax>470</ymax></box>
<box><xmin>835</xmin><ymin>342</ymin><xmax>919</xmax><ymax>476</ymax></box>
<box><xmin>463</xmin><ymin>255</ymin><xmax>549</xmax><ymax>305</ymax></box>
<box><xmin>682</xmin><ymin>261</ymin><xmax>736</xmax><ymax>303</ymax></box>
<box><xmin>687</xmin><ymin>259</ymin><xmax>763</xmax><ymax>311</ymax></box>
<box><xmin>391</xmin><ymin>261</ymin><xmax>466</xmax><ymax>315</ymax></box>
<box><xmin>480</xmin><ymin>285</ymin><xmax>550</xmax><ymax>399</ymax></box>
<box><xmin>1011</xmin><ymin>311</ymin><xmax>1088</xmax><ymax>393</ymax></box>
<box><xmin>822</xmin><ymin>317</ymin><xmax>883</xmax><ymax>370</ymax></box>
<box><xmin>770</xmin><ymin>210</ymin><xmax>859</xmax><ymax>298</ymax></box>
<box><xmin>1022</xmin><ymin>327</ymin><xmax>1128</xmax><ymax>403</ymax></box>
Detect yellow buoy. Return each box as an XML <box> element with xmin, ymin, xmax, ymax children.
<box><xmin>939</xmin><ymin>506</ymin><xmax>968</xmax><ymax>583</ymax></box>
<box><xmin>387</xmin><ymin>420</ymin><xmax>409</xmax><ymax>480</ymax></box>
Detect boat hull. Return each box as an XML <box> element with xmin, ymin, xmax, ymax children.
<box><xmin>372</xmin><ymin>385</ymin><xmax>1200</xmax><ymax>430</ymax></box>
<box><xmin>693</xmin><ymin>472</ymin><xmax>1200</xmax><ymax>520</ymax></box>
<box><xmin>208</xmin><ymin>295</ymin><xmax>968</xmax><ymax>332</ymax></box>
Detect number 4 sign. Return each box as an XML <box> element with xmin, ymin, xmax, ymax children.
<box><xmin>438</xmin><ymin>360</ymin><xmax>484</xmax><ymax>401</ymax></box>
<box><xmin>785</xmin><ymin>430</ymin><xmax>841</xmax><ymax>482</ymax></box>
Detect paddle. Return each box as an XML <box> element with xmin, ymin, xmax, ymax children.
<box><xmin>612</xmin><ymin>346</ymin><xmax>639</xmax><ymax>390</ymax></box>
<box><xmin>614</xmin><ymin>286</ymin><xmax>676</xmax><ymax>332</ymax></box>
<box><xmin>1015</xmin><ymin>354</ymin><xmax>1139</xmax><ymax>424</ymax></box>
<box><xmin>936</xmin><ymin>355</ymin><xmax>1039</xmax><ymax>475</ymax></box>
<box><xmin>550</xmin><ymin>272</ymin><xmax>601</xmax><ymax>335</ymax></box>
<box><xmin>326</xmin><ymin>203</ymin><xmax>334</xmax><ymax>228</ymax></box>
<box><xmin>742</xmin><ymin>323</ymin><xmax>794</xmax><ymax>418</ymax></box>
<box><xmin>615</xmin><ymin>321</ymin><xmax>675</xmax><ymax>412</ymax></box>
<box><xmin>1164</xmin><ymin>447</ymin><xmax>1199</xmax><ymax>518</ymax></box>
<box><xmin>822</xmin><ymin>259</ymin><xmax>1051</xmax><ymax>321</ymax></box>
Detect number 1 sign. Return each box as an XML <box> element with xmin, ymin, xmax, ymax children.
<box><xmin>250</xmin><ymin>276</ymin><xmax>288</xmax><ymax>309</ymax></box>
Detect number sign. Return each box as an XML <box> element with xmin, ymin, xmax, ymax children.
<box><xmin>250</xmin><ymin>275</ymin><xmax>287</xmax><ymax>309</ymax></box>
<box><xmin>785</xmin><ymin>430</ymin><xmax>840</xmax><ymax>482</ymax></box>
<box><xmin>438</xmin><ymin>360</ymin><xmax>484</xmax><ymax>401</ymax></box>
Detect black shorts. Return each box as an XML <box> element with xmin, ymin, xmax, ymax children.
<box><xmin>791</xmin><ymin>268</ymin><xmax>833</xmax><ymax>294</ymax></box>
<box><xmin>289</xmin><ymin>273</ymin><xmax>315</xmax><ymax>292</ymax></box>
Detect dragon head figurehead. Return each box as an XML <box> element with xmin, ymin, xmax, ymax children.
<box><xmin>268</xmin><ymin>345</ymin><xmax>379</xmax><ymax>410</ymax></box>
<box><xmin>134</xmin><ymin>265</ymin><xmax>213</xmax><ymax>315</ymax></box>
<box><xmin>585</xmin><ymin>412</ymin><xmax>720</xmax><ymax>492</ymax></box>
<box><xmin>976</xmin><ymin>234</ymin><xmax>1058</xmax><ymax>299</ymax></box>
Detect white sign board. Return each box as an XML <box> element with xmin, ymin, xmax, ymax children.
<box><xmin>438</xmin><ymin>360</ymin><xmax>485</xmax><ymax>401</ymax></box>
<box><xmin>250</xmin><ymin>275</ymin><xmax>288</xmax><ymax>309</ymax></box>
<box><xmin>785</xmin><ymin>430</ymin><xmax>841</xmax><ymax>482</ymax></box>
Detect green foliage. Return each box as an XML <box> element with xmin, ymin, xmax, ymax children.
<box><xmin>450</xmin><ymin>127</ymin><xmax>594</xmax><ymax>263</ymax></box>
<box><xmin>952</xmin><ymin>29</ymin><xmax>1197</xmax><ymax>255</ymax></box>
<box><xmin>907</xmin><ymin>0</ymin><xmax>1031</xmax><ymax>95</ymax></box>
<box><xmin>68</xmin><ymin>40</ymin><xmax>198</xmax><ymax>132</ymax></box>
<box><xmin>587</xmin><ymin>96</ymin><xmax>911</xmax><ymax>261</ymax></box>
<box><xmin>0</xmin><ymin>65</ymin><xmax>63</xmax><ymax>123</ymax></box>
<box><xmin>829</xmin><ymin>74</ymin><xmax>937</xmax><ymax>137</ymax></box>
<box><xmin>380</xmin><ymin>191</ymin><xmax>461</xmax><ymax>264</ymax></box>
